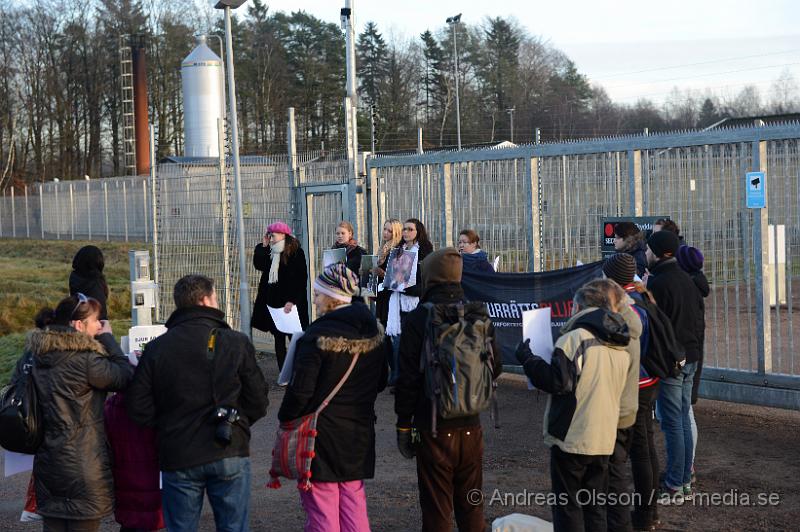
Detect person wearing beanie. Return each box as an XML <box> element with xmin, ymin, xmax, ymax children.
<box><xmin>645</xmin><ymin>231</ymin><xmax>704</xmax><ymax>503</ymax></box>
<box><xmin>613</xmin><ymin>222</ymin><xmax>648</xmax><ymax>276</ymax></box>
<box><xmin>395</xmin><ymin>247</ymin><xmax>503</xmax><ymax>531</ymax></box>
<box><xmin>278</xmin><ymin>263</ymin><xmax>390</xmax><ymax>531</ymax></box>
<box><xmin>252</xmin><ymin>220</ymin><xmax>309</xmax><ymax>371</ymax></box>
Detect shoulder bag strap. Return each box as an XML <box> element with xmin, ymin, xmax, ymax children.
<box><xmin>315</xmin><ymin>353</ymin><xmax>361</xmax><ymax>415</ymax></box>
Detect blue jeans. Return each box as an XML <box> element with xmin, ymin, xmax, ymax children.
<box><xmin>388</xmin><ymin>335</ymin><xmax>400</xmax><ymax>386</ymax></box>
<box><xmin>657</xmin><ymin>362</ymin><xmax>696</xmax><ymax>489</ymax></box>
<box><xmin>161</xmin><ymin>456</ymin><xmax>251</xmax><ymax>532</ymax></box>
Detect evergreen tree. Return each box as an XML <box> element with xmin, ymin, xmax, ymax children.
<box><xmin>356</xmin><ymin>22</ymin><xmax>388</xmax><ymax>108</ymax></box>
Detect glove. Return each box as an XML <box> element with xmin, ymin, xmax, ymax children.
<box><xmin>397</xmin><ymin>427</ymin><xmax>416</xmax><ymax>459</ymax></box>
<box><xmin>515</xmin><ymin>338</ymin><xmax>535</xmax><ymax>366</ymax></box>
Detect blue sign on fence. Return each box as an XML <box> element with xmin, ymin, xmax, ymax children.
<box><xmin>746</xmin><ymin>171</ymin><xmax>766</xmax><ymax>209</ymax></box>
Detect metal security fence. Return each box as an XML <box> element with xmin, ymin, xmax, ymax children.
<box><xmin>0</xmin><ymin>176</ymin><xmax>150</xmax><ymax>242</ymax></box>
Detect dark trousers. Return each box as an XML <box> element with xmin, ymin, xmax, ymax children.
<box><xmin>550</xmin><ymin>446</ymin><xmax>609</xmax><ymax>532</ymax></box>
<box><xmin>417</xmin><ymin>426</ymin><xmax>485</xmax><ymax>532</ymax></box>
<box><xmin>42</xmin><ymin>518</ymin><xmax>101</xmax><ymax>532</ymax></box>
<box><xmin>607</xmin><ymin>427</ymin><xmax>633</xmax><ymax>532</ymax></box>
<box><xmin>630</xmin><ymin>383</ymin><xmax>660</xmax><ymax>529</ymax></box>
<box><xmin>273</xmin><ymin>330</ymin><xmax>288</xmax><ymax>371</ymax></box>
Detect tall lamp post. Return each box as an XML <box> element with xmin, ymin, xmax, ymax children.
<box><xmin>446</xmin><ymin>14</ymin><xmax>462</xmax><ymax>150</ymax></box>
<box><xmin>506</xmin><ymin>108</ymin><xmax>515</xmax><ymax>143</ymax></box>
<box><xmin>215</xmin><ymin>0</ymin><xmax>251</xmax><ymax>336</ymax></box>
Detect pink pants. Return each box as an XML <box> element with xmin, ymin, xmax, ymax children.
<box><xmin>299</xmin><ymin>480</ymin><xmax>371</xmax><ymax>532</ymax></box>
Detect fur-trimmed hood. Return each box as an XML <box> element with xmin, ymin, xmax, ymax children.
<box><xmin>316</xmin><ymin>323</ymin><xmax>385</xmax><ymax>355</ymax></box>
<box><xmin>26</xmin><ymin>327</ymin><xmax>105</xmax><ymax>366</ymax></box>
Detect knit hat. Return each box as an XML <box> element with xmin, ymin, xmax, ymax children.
<box><xmin>313</xmin><ymin>263</ymin><xmax>359</xmax><ymax>303</ymax></box>
<box><xmin>602</xmin><ymin>253</ymin><xmax>637</xmax><ymax>286</ymax></box>
<box><xmin>647</xmin><ymin>230</ymin><xmax>680</xmax><ymax>258</ymax></box>
<box><xmin>420</xmin><ymin>247</ymin><xmax>462</xmax><ymax>297</ymax></box>
<box><xmin>267</xmin><ymin>221</ymin><xmax>292</xmax><ymax>236</ymax></box>
<box><xmin>677</xmin><ymin>245</ymin><xmax>704</xmax><ymax>272</ymax></box>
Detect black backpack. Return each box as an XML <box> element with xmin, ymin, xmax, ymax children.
<box><xmin>0</xmin><ymin>352</ymin><xmax>44</xmax><ymax>454</ymax></box>
<box><xmin>633</xmin><ymin>296</ymin><xmax>686</xmax><ymax>379</ymax></box>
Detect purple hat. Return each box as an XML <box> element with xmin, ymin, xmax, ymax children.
<box><xmin>677</xmin><ymin>245</ymin><xmax>704</xmax><ymax>272</ymax></box>
<box><xmin>267</xmin><ymin>221</ymin><xmax>292</xmax><ymax>236</ymax></box>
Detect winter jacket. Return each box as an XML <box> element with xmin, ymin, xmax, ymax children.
<box><xmin>395</xmin><ymin>283</ymin><xmax>503</xmax><ymax>431</ymax></box>
<box><xmin>375</xmin><ymin>253</ymin><xmax>391</xmax><ymax>327</ymax></box>
<box><xmin>278</xmin><ymin>302</ymin><xmax>389</xmax><ymax>482</ymax></box>
<box><xmin>25</xmin><ymin>328</ymin><xmax>133</xmax><ymax>520</ymax></box>
<box><xmin>332</xmin><ymin>241</ymin><xmax>367</xmax><ymax>275</ymax></box>
<box><xmin>616</xmin><ymin>296</ymin><xmax>642</xmax><ymax>429</ymax></box>
<box><xmin>125</xmin><ymin>306</ymin><xmax>269</xmax><ymax>471</ymax></box>
<box><xmin>69</xmin><ymin>272</ymin><xmax>109</xmax><ymax>320</ymax></box>
<box><xmin>646</xmin><ymin>258</ymin><xmax>705</xmax><ymax>364</ymax></box>
<box><xmin>627</xmin><ymin>289</ymin><xmax>658</xmax><ymax>390</ymax></box>
<box><xmin>688</xmin><ymin>270</ymin><xmax>710</xmax><ymax>403</ymax></box>
<box><xmin>521</xmin><ymin>308</ymin><xmax>632</xmax><ymax>456</ymax></box>
<box><xmin>618</xmin><ymin>233</ymin><xmax>648</xmax><ymax>277</ymax></box>
<box><xmin>461</xmin><ymin>250</ymin><xmax>495</xmax><ymax>273</ymax></box>
<box><xmin>252</xmin><ymin>243</ymin><xmax>309</xmax><ymax>333</ymax></box>
<box><xmin>104</xmin><ymin>393</ymin><xmax>164</xmax><ymax>530</ymax></box>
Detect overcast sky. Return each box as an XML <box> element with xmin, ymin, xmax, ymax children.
<box><xmin>260</xmin><ymin>0</ymin><xmax>800</xmax><ymax>106</ymax></box>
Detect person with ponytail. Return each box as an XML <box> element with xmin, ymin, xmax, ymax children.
<box><xmin>331</xmin><ymin>221</ymin><xmax>367</xmax><ymax>275</ymax></box>
<box><xmin>373</xmin><ymin>219</ymin><xmax>403</xmax><ymax>328</ymax></box>
<box><xmin>24</xmin><ymin>294</ymin><xmax>133</xmax><ymax>531</ymax></box>
<box><xmin>252</xmin><ymin>221</ymin><xmax>310</xmax><ymax>371</ymax></box>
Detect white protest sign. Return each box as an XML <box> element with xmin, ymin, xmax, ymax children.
<box><xmin>268</xmin><ymin>305</ymin><xmax>304</xmax><ymax>334</ymax></box>
<box><xmin>521</xmin><ymin>307</ymin><xmax>555</xmax><ymax>390</ymax></box>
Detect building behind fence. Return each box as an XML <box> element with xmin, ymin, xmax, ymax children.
<box><xmin>1</xmin><ymin>119</ymin><xmax>798</xmax><ymax>410</ymax></box>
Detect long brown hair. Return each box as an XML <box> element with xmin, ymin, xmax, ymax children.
<box><xmin>35</xmin><ymin>294</ymin><xmax>102</xmax><ymax>329</ymax></box>
<box><xmin>281</xmin><ymin>234</ymin><xmax>300</xmax><ymax>264</ymax></box>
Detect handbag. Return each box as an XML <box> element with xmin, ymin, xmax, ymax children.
<box><xmin>268</xmin><ymin>353</ymin><xmax>360</xmax><ymax>491</ymax></box>
<box><xmin>0</xmin><ymin>352</ymin><xmax>44</xmax><ymax>454</ymax></box>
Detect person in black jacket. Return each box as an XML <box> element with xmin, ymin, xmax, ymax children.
<box><xmin>645</xmin><ymin>231</ymin><xmax>704</xmax><ymax>502</ymax></box>
<box><xmin>395</xmin><ymin>248</ymin><xmax>502</xmax><ymax>532</ymax></box>
<box><xmin>332</xmin><ymin>220</ymin><xmax>367</xmax><ymax>274</ymax></box>
<box><xmin>24</xmin><ymin>293</ymin><xmax>133</xmax><ymax>532</ymax></box>
<box><xmin>277</xmin><ymin>263</ymin><xmax>389</xmax><ymax>531</ymax></box>
<box><xmin>252</xmin><ymin>220</ymin><xmax>309</xmax><ymax>371</ymax></box>
<box><xmin>69</xmin><ymin>245</ymin><xmax>110</xmax><ymax>320</ymax></box>
<box><xmin>126</xmin><ymin>275</ymin><xmax>269</xmax><ymax>532</ymax></box>
<box><xmin>614</xmin><ymin>222</ymin><xmax>648</xmax><ymax>277</ymax></box>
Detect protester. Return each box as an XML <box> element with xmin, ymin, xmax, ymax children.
<box><xmin>395</xmin><ymin>247</ymin><xmax>502</xmax><ymax>532</ymax></box>
<box><xmin>645</xmin><ymin>231</ymin><xmax>704</xmax><ymax>502</ymax></box>
<box><xmin>252</xmin><ymin>221</ymin><xmax>309</xmax><ymax>371</ymax></box>
<box><xmin>23</xmin><ymin>293</ymin><xmax>133</xmax><ymax>532</ymax></box>
<box><xmin>126</xmin><ymin>275</ymin><xmax>269</xmax><ymax>532</ymax></box>
<box><xmin>613</xmin><ymin>222</ymin><xmax>648</xmax><ymax>277</ymax></box>
<box><xmin>653</xmin><ymin>219</ymin><xmax>682</xmax><ymax>241</ymax></box>
<box><xmin>385</xmin><ymin>218</ymin><xmax>433</xmax><ymax>388</ymax></box>
<box><xmin>458</xmin><ymin>229</ymin><xmax>494</xmax><ymax>272</ymax></box>
<box><xmin>69</xmin><ymin>245</ymin><xmax>110</xmax><ymax>320</ymax></box>
<box><xmin>104</xmin><ymin>380</ymin><xmax>165</xmax><ymax>532</ymax></box>
<box><xmin>604</xmin><ymin>253</ymin><xmax>659</xmax><ymax>531</ymax></box>
<box><xmin>676</xmin><ymin>244</ymin><xmax>710</xmax><ymax>482</ymax></box>
<box><xmin>374</xmin><ymin>219</ymin><xmax>403</xmax><ymax>328</ymax></box>
<box><xmin>515</xmin><ymin>279</ymin><xmax>633</xmax><ymax>532</ymax></box>
<box><xmin>277</xmin><ymin>263</ymin><xmax>389</xmax><ymax>532</ymax></box>
<box><xmin>332</xmin><ymin>220</ymin><xmax>367</xmax><ymax>274</ymax></box>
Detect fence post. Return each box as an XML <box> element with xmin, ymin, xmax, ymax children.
<box><xmin>143</xmin><ymin>179</ymin><xmax>148</xmax><ymax>244</ymax></box>
<box><xmin>10</xmin><ymin>187</ymin><xmax>16</xmax><ymax>238</ymax></box>
<box><xmin>123</xmin><ymin>180</ymin><xmax>129</xmax><ymax>242</ymax></box>
<box><xmin>525</xmin><ymin>155</ymin><xmax>541</xmax><ymax>272</ymax></box>
<box><xmin>369</xmin><ymin>165</ymin><xmax>379</xmax><ymax>253</ymax></box>
<box><xmin>86</xmin><ymin>180</ymin><xmax>92</xmax><ymax>240</ymax></box>
<box><xmin>149</xmin><ymin>124</ymin><xmax>160</xmax><ymax>322</ymax></box>
<box><xmin>753</xmin><ymin>139</ymin><xmax>772</xmax><ymax>374</ymax></box>
<box><xmin>286</xmin><ymin>108</ymin><xmax>300</xmax><ymax>236</ymax></box>
<box><xmin>24</xmin><ymin>186</ymin><xmax>30</xmax><ymax>238</ymax></box>
<box><xmin>103</xmin><ymin>181</ymin><xmax>109</xmax><ymax>241</ymax></box>
<box><xmin>55</xmin><ymin>184</ymin><xmax>61</xmax><ymax>240</ymax></box>
<box><xmin>39</xmin><ymin>184</ymin><xmax>44</xmax><ymax>239</ymax></box>
<box><xmin>440</xmin><ymin>162</ymin><xmax>454</xmax><ymax>247</ymax></box>
<box><xmin>628</xmin><ymin>150</ymin><xmax>643</xmax><ymax>216</ymax></box>
<box><xmin>69</xmin><ymin>183</ymin><xmax>75</xmax><ymax>240</ymax></box>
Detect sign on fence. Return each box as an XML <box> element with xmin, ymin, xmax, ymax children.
<box><xmin>746</xmin><ymin>172</ymin><xmax>766</xmax><ymax>209</ymax></box>
<box><xmin>601</xmin><ymin>216</ymin><xmax>669</xmax><ymax>258</ymax></box>
<box><xmin>462</xmin><ymin>262</ymin><xmax>604</xmax><ymax>365</ymax></box>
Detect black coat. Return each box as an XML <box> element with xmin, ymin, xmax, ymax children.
<box><xmin>24</xmin><ymin>328</ymin><xmax>133</xmax><ymax>520</ymax></box>
<box><xmin>278</xmin><ymin>302</ymin><xmax>389</xmax><ymax>482</ymax></box>
<box><xmin>69</xmin><ymin>272</ymin><xmax>109</xmax><ymax>320</ymax></box>
<box><xmin>689</xmin><ymin>270</ymin><xmax>710</xmax><ymax>403</ymax></box>
<box><xmin>252</xmin><ymin>243</ymin><xmax>309</xmax><ymax>333</ymax></box>
<box><xmin>125</xmin><ymin>306</ymin><xmax>269</xmax><ymax>471</ymax></box>
<box><xmin>375</xmin><ymin>253</ymin><xmax>391</xmax><ymax>326</ymax></box>
<box><xmin>647</xmin><ymin>258</ymin><xmax>705</xmax><ymax>364</ymax></box>
<box><xmin>395</xmin><ymin>283</ymin><xmax>503</xmax><ymax>431</ymax></box>
<box><xmin>332</xmin><ymin>241</ymin><xmax>366</xmax><ymax>275</ymax></box>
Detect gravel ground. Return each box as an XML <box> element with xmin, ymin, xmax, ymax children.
<box><xmin>1</xmin><ymin>355</ymin><xmax>799</xmax><ymax>531</ymax></box>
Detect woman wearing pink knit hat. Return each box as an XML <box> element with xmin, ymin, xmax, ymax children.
<box><xmin>252</xmin><ymin>220</ymin><xmax>309</xmax><ymax>371</ymax></box>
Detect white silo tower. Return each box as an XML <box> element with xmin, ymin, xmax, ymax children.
<box><xmin>181</xmin><ymin>35</ymin><xmax>224</xmax><ymax>157</ymax></box>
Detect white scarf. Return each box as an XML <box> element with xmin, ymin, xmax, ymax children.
<box><xmin>268</xmin><ymin>239</ymin><xmax>285</xmax><ymax>284</ymax></box>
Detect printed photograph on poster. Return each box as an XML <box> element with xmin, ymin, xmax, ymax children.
<box><xmin>384</xmin><ymin>248</ymin><xmax>417</xmax><ymax>291</ymax></box>
<box><xmin>323</xmin><ymin>248</ymin><xmax>347</xmax><ymax>268</ymax></box>
<box><xmin>359</xmin><ymin>255</ymin><xmax>378</xmax><ymax>296</ymax></box>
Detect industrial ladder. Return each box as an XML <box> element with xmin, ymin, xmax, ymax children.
<box><xmin>120</xmin><ymin>37</ymin><xmax>137</xmax><ymax>176</ymax></box>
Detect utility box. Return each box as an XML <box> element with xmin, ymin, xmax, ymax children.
<box><xmin>129</xmin><ymin>250</ymin><xmax>157</xmax><ymax>326</ymax></box>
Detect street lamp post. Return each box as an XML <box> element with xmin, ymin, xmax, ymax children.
<box><xmin>506</xmin><ymin>108</ymin><xmax>515</xmax><ymax>143</ymax></box>
<box><xmin>215</xmin><ymin>0</ymin><xmax>251</xmax><ymax>336</ymax></box>
<box><xmin>446</xmin><ymin>14</ymin><xmax>462</xmax><ymax>150</ymax></box>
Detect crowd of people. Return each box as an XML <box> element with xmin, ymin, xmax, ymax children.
<box><xmin>5</xmin><ymin>216</ymin><xmax>709</xmax><ymax>532</ymax></box>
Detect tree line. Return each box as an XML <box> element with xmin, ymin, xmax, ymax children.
<box><xmin>1</xmin><ymin>0</ymin><xmax>798</xmax><ymax>187</ymax></box>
